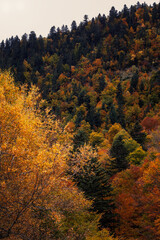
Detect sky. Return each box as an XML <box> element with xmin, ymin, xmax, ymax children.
<box><xmin>0</xmin><ymin>0</ymin><xmax>159</xmax><ymax>42</ymax></box>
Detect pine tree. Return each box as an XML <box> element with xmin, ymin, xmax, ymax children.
<box><xmin>109</xmin><ymin>104</ymin><xmax>118</xmax><ymax>124</ymax></box>
<box><xmin>129</xmin><ymin>70</ymin><xmax>139</xmax><ymax>93</ymax></box>
<box><xmin>116</xmin><ymin>82</ymin><xmax>126</xmax><ymax>128</ymax></box>
<box><xmin>71</xmin><ymin>20</ymin><xmax>77</xmax><ymax>31</ymax></box>
<box><xmin>130</xmin><ymin>121</ymin><xmax>146</xmax><ymax>148</ymax></box>
<box><xmin>74</xmin><ymin>157</ymin><xmax>115</xmax><ymax>230</ymax></box>
<box><xmin>73</xmin><ymin>129</ymin><xmax>89</xmax><ymax>150</ymax></box>
<box><xmin>110</xmin><ymin>133</ymin><xmax>129</xmax><ymax>173</ymax></box>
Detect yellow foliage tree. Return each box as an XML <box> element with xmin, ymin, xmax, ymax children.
<box><xmin>0</xmin><ymin>72</ymin><xmax>112</xmax><ymax>239</ymax></box>
<box><xmin>108</xmin><ymin>123</ymin><xmax>122</xmax><ymax>144</ymax></box>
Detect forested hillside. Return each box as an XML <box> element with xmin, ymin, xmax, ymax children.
<box><xmin>0</xmin><ymin>2</ymin><xmax>160</xmax><ymax>240</ymax></box>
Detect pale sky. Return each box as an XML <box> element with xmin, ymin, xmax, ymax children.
<box><xmin>0</xmin><ymin>0</ymin><xmax>159</xmax><ymax>41</ymax></box>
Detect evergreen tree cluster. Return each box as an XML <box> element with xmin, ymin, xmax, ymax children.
<box><xmin>0</xmin><ymin>2</ymin><xmax>159</xmax><ymax>146</ymax></box>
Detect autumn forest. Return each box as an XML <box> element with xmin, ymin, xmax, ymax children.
<box><xmin>0</xmin><ymin>2</ymin><xmax>160</xmax><ymax>239</ymax></box>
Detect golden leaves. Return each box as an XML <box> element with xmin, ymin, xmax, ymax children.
<box><xmin>0</xmin><ymin>72</ymin><xmax>93</xmax><ymax>239</ymax></box>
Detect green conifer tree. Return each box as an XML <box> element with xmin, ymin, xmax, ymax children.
<box><xmin>74</xmin><ymin>157</ymin><xmax>115</xmax><ymax>230</ymax></box>
<box><xmin>130</xmin><ymin>121</ymin><xmax>146</xmax><ymax>149</ymax></box>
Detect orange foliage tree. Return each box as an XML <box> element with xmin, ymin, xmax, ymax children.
<box><xmin>112</xmin><ymin>152</ymin><xmax>160</xmax><ymax>239</ymax></box>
